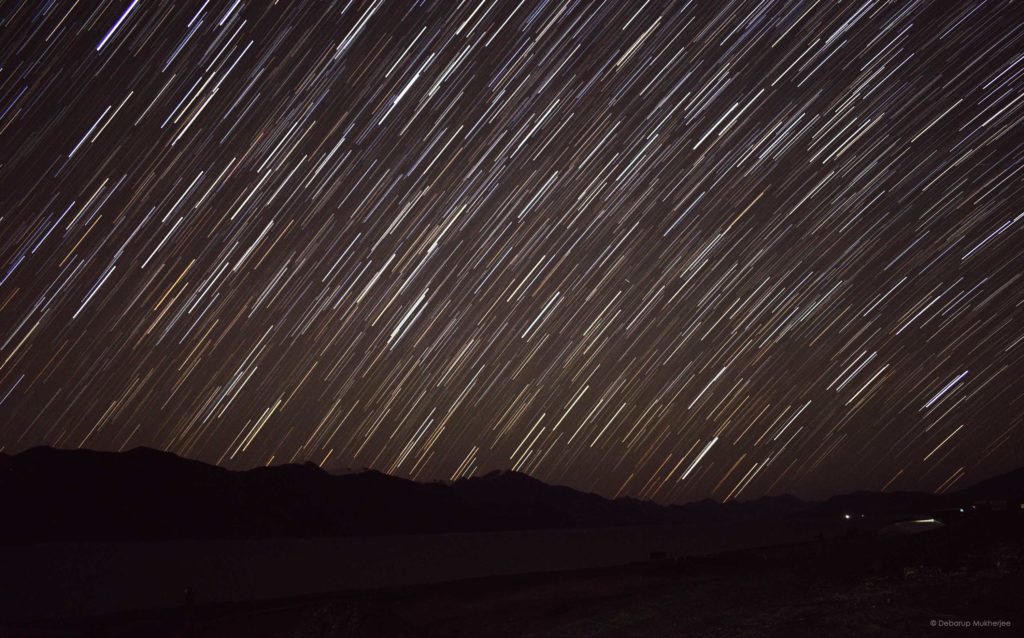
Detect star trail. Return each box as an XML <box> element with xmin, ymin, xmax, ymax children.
<box><xmin>1</xmin><ymin>0</ymin><xmax>1022</xmax><ymax>502</ymax></box>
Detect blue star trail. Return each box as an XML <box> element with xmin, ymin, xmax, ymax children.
<box><xmin>1</xmin><ymin>0</ymin><xmax>1022</xmax><ymax>502</ymax></box>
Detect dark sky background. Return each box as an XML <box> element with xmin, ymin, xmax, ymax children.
<box><xmin>1</xmin><ymin>0</ymin><xmax>1022</xmax><ymax>502</ymax></box>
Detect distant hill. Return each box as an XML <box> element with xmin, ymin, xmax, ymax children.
<box><xmin>960</xmin><ymin>466</ymin><xmax>1024</xmax><ymax>501</ymax></box>
<box><xmin>0</xmin><ymin>446</ymin><xmax>1019</xmax><ymax>542</ymax></box>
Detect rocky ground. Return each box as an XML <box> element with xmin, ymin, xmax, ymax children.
<box><xmin>10</xmin><ymin>514</ymin><xmax>1022</xmax><ymax>637</ymax></box>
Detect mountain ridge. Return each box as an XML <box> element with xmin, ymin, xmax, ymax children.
<box><xmin>2</xmin><ymin>445</ymin><xmax>1021</xmax><ymax>543</ymax></box>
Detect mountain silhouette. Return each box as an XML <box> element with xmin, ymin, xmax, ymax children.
<box><xmin>961</xmin><ymin>466</ymin><xmax>1024</xmax><ymax>500</ymax></box>
<box><xmin>1</xmin><ymin>446</ymin><xmax>1020</xmax><ymax>542</ymax></box>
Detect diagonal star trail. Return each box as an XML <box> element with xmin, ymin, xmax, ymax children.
<box><xmin>0</xmin><ymin>0</ymin><xmax>1022</xmax><ymax>502</ymax></box>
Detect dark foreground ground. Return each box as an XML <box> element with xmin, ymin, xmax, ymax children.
<box><xmin>8</xmin><ymin>515</ymin><xmax>1022</xmax><ymax>638</ymax></box>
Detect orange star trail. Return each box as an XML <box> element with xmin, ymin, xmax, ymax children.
<box><xmin>1</xmin><ymin>0</ymin><xmax>1022</xmax><ymax>502</ymax></box>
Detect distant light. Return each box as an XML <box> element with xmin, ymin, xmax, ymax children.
<box><xmin>843</xmin><ymin>513</ymin><xmax>851</xmax><ymax>520</ymax></box>
<box><xmin>959</xmin><ymin>508</ymin><xmax>964</xmax><ymax>513</ymax></box>
<box><xmin>911</xmin><ymin>518</ymin><xmax>938</xmax><ymax>524</ymax></box>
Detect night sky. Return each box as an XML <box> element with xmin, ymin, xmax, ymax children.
<box><xmin>1</xmin><ymin>0</ymin><xmax>1022</xmax><ymax>502</ymax></box>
